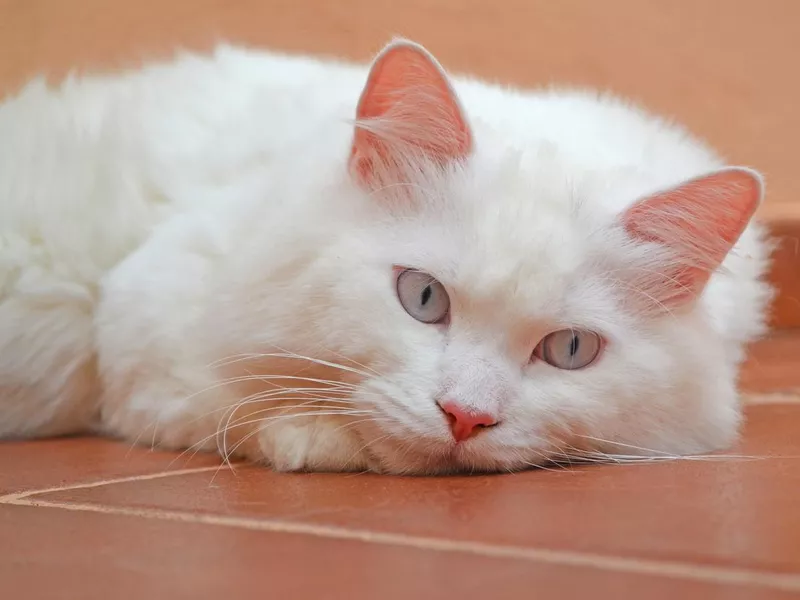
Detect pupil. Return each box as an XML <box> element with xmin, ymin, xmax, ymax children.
<box><xmin>569</xmin><ymin>335</ymin><xmax>580</xmax><ymax>356</ymax></box>
<box><xmin>420</xmin><ymin>285</ymin><xmax>432</xmax><ymax>306</ymax></box>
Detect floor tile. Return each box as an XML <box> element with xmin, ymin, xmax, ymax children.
<box><xmin>0</xmin><ymin>437</ymin><xmax>219</xmax><ymax>495</ymax></box>
<box><xmin>31</xmin><ymin>404</ymin><xmax>800</xmax><ymax>576</ymax></box>
<box><xmin>7</xmin><ymin>504</ymin><xmax>788</xmax><ymax>600</ymax></box>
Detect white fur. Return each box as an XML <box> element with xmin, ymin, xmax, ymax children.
<box><xmin>0</xmin><ymin>42</ymin><xmax>771</xmax><ymax>473</ymax></box>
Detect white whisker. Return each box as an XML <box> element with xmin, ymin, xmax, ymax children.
<box><xmin>222</xmin><ymin>410</ymin><xmax>374</xmax><ymax>461</ymax></box>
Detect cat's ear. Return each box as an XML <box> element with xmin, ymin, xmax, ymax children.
<box><xmin>622</xmin><ymin>167</ymin><xmax>763</xmax><ymax>308</ymax></box>
<box><xmin>349</xmin><ymin>39</ymin><xmax>473</xmax><ymax>190</ymax></box>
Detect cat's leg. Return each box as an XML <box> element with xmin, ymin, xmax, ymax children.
<box><xmin>98</xmin><ymin>367</ymin><xmax>250</xmax><ymax>459</ymax></box>
<box><xmin>102</xmin><ymin>385</ymin><xmax>375</xmax><ymax>472</ymax></box>
<box><xmin>99</xmin><ymin>365</ymin><xmax>375</xmax><ymax>472</ymax></box>
<box><xmin>258</xmin><ymin>412</ymin><xmax>374</xmax><ymax>472</ymax></box>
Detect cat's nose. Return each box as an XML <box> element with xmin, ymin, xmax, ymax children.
<box><xmin>437</xmin><ymin>399</ymin><xmax>498</xmax><ymax>442</ymax></box>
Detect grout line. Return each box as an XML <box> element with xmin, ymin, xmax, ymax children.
<box><xmin>4</xmin><ymin>496</ymin><xmax>800</xmax><ymax>593</ymax></box>
<box><xmin>744</xmin><ymin>391</ymin><xmax>800</xmax><ymax>405</ymax></box>
<box><xmin>0</xmin><ymin>465</ymin><xmax>225</xmax><ymax>503</ymax></box>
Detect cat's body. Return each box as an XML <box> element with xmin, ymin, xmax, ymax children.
<box><xmin>0</xmin><ymin>41</ymin><xmax>770</xmax><ymax>474</ymax></box>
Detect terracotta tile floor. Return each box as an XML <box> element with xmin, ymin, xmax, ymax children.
<box><xmin>0</xmin><ymin>334</ymin><xmax>799</xmax><ymax>599</ymax></box>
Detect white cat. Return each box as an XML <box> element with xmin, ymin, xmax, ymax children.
<box><xmin>0</xmin><ymin>39</ymin><xmax>771</xmax><ymax>474</ymax></box>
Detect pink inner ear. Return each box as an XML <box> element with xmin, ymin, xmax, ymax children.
<box><xmin>350</xmin><ymin>41</ymin><xmax>473</xmax><ymax>189</ymax></box>
<box><xmin>622</xmin><ymin>168</ymin><xmax>762</xmax><ymax>308</ymax></box>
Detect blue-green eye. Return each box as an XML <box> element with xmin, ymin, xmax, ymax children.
<box><xmin>534</xmin><ymin>329</ymin><xmax>603</xmax><ymax>370</ymax></box>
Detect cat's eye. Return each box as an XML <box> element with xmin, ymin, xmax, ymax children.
<box><xmin>533</xmin><ymin>329</ymin><xmax>602</xmax><ymax>370</ymax></box>
<box><xmin>396</xmin><ymin>269</ymin><xmax>450</xmax><ymax>324</ymax></box>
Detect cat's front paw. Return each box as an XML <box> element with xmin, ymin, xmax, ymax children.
<box><xmin>258</xmin><ymin>414</ymin><xmax>376</xmax><ymax>473</ymax></box>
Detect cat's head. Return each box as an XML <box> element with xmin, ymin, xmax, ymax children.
<box><xmin>259</xmin><ymin>40</ymin><xmax>766</xmax><ymax>474</ymax></box>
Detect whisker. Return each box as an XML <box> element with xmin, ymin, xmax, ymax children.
<box><xmin>210</xmin><ymin>348</ymin><xmax>381</xmax><ymax>380</ymax></box>
<box><xmin>552</xmin><ymin>438</ymin><xmax>781</xmax><ymax>465</ymax></box>
<box><xmin>574</xmin><ymin>435</ymin><xmax>681</xmax><ymax>457</ymax></box>
<box><xmin>241</xmin><ymin>350</ymin><xmax>375</xmax><ymax>379</ymax></box>
<box><xmin>165</xmin><ymin>399</ymin><xmax>360</xmax><ymax>469</ymax></box>
<box><xmin>222</xmin><ymin>410</ymin><xmax>374</xmax><ymax>461</ymax></box>
<box><xmin>305</xmin><ymin>346</ymin><xmax>383</xmax><ymax>378</ymax></box>
<box><xmin>225</xmin><ymin>403</ymin><xmax>369</xmax><ymax>430</ymax></box>
<box><xmin>218</xmin><ymin>399</ymin><xmax>371</xmax><ymax>459</ymax></box>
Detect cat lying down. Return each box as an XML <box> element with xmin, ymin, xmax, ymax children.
<box><xmin>0</xmin><ymin>39</ymin><xmax>770</xmax><ymax>474</ymax></box>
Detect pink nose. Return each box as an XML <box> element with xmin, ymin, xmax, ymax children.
<box><xmin>438</xmin><ymin>400</ymin><xmax>498</xmax><ymax>442</ymax></box>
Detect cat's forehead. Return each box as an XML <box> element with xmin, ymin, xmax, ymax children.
<box><xmin>395</xmin><ymin>156</ymin><xmax>606</xmax><ymax>319</ymax></box>
<box><xmin>456</xmin><ymin>200</ymin><xmax>589</xmax><ymax>315</ymax></box>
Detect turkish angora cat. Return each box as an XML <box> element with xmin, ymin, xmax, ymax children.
<box><xmin>0</xmin><ymin>38</ymin><xmax>771</xmax><ymax>474</ymax></box>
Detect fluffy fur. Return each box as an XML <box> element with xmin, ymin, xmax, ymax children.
<box><xmin>0</xmin><ymin>39</ymin><xmax>771</xmax><ymax>474</ymax></box>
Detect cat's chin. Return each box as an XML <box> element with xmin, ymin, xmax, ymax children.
<box><xmin>359</xmin><ymin>435</ymin><xmax>538</xmax><ymax>476</ymax></box>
